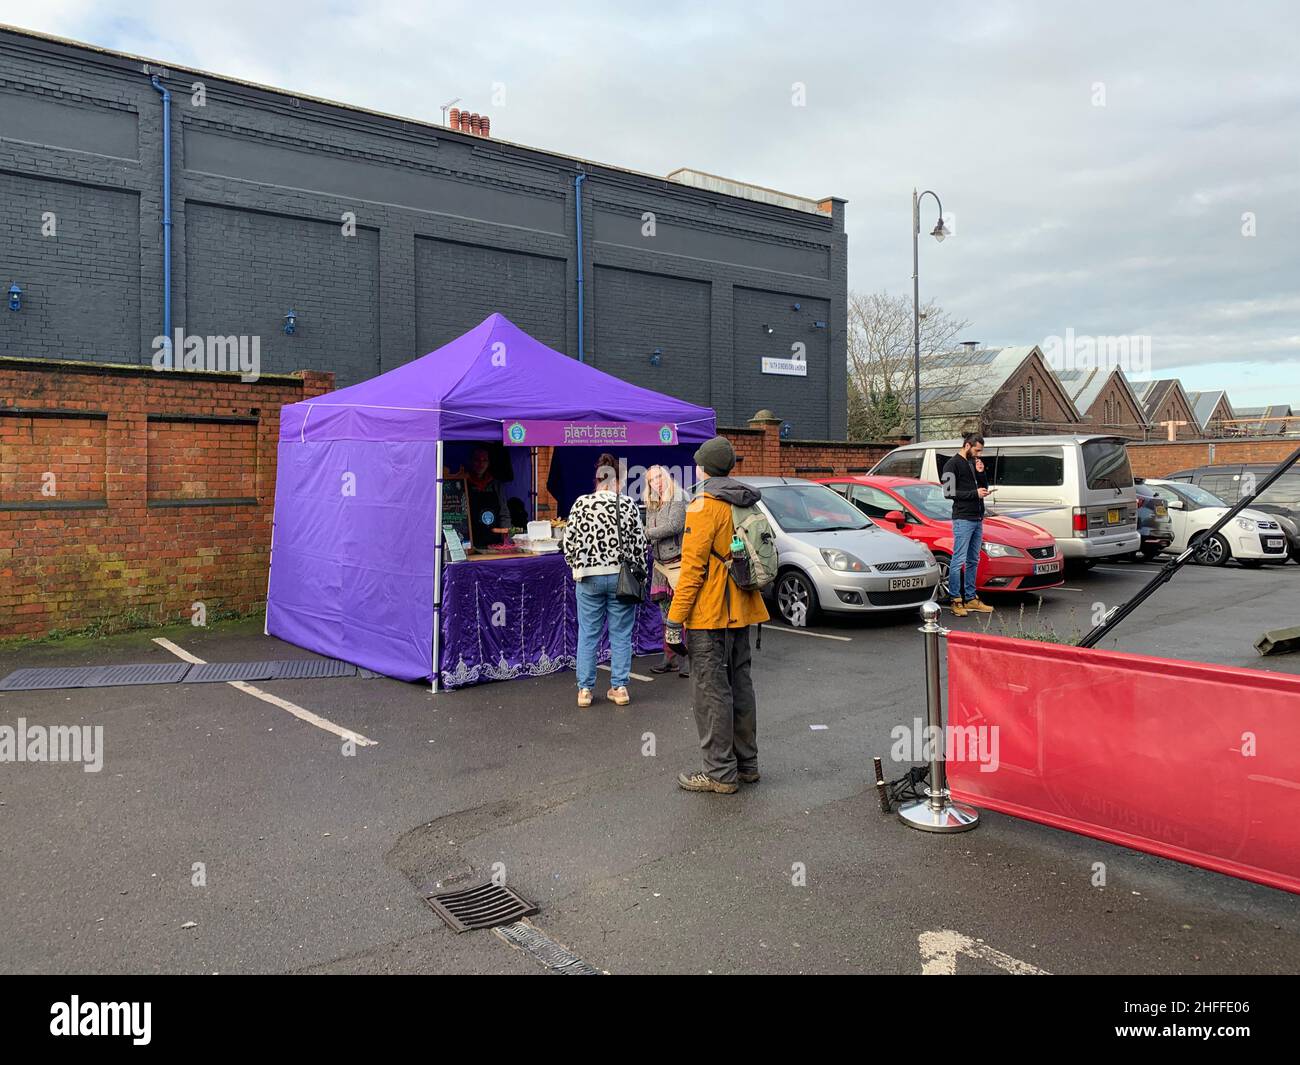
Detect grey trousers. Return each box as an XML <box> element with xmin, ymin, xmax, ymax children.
<box><xmin>686</xmin><ymin>626</ymin><xmax>757</xmax><ymax>785</ymax></box>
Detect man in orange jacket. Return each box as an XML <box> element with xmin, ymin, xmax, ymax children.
<box><xmin>666</xmin><ymin>437</ymin><xmax>769</xmax><ymax>794</ymax></box>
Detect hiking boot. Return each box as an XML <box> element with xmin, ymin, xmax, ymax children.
<box><xmin>964</xmin><ymin>596</ymin><xmax>994</xmax><ymax>613</ymax></box>
<box><xmin>676</xmin><ymin>771</ymin><xmax>738</xmax><ymax>795</ymax></box>
<box><xmin>577</xmin><ymin>688</ymin><xmax>593</xmax><ymax>708</ymax></box>
<box><xmin>949</xmin><ymin>598</ymin><xmax>969</xmax><ymax>617</ymax></box>
<box><xmin>607</xmin><ymin>686</ymin><xmax>630</xmax><ymax>706</ymax></box>
<box><xmin>737</xmin><ymin>769</ymin><xmax>761</xmax><ymax>784</ymax></box>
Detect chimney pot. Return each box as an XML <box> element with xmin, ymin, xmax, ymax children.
<box><xmin>470</xmin><ymin>113</ymin><xmax>481</xmax><ymax>134</ymax></box>
<box><xmin>448</xmin><ymin>107</ymin><xmax>460</xmax><ymax>128</ymax></box>
<box><xmin>481</xmin><ymin>115</ymin><xmax>490</xmax><ymax>137</ymax></box>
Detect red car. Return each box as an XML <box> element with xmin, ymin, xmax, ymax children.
<box><xmin>818</xmin><ymin>475</ymin><xmax>1065</xmax><ymax>597</ymax></box>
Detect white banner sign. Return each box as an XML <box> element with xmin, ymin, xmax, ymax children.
<box><xmin>761</xmin><ymin>356</ymin><xmax>807</xmax><ymax>377</ymax></box>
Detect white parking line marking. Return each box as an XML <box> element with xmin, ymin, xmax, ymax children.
<box><xmin>1092</xmin><ymin>566</ymin><xmax>1144</xmax><ymax>575</ymax></box>
<box><xmin>152</xmin><ymin>637</ymin><xmax>377</xmax><ymax>746</ymax></box>
<box><xmin>919</xmin><ymin>930</ymin><xmax>1050</xmax><ymax>975</ymax></box>
<box><xmin>762</xmin><ymin>626</ymin><xmax>853</xmax><ymax>642</ymax></box>
<box><xmin>598</xmin><ymin>665</ymin><xmax>653</xmax><ymax>683</ymax></box>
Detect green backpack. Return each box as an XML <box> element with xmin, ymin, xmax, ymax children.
<box><xmin>725</xmin><ymin>503</ymin><xmax>779</xmax><ymax>592</ymax></box>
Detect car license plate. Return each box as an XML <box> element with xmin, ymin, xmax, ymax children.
<box><xmin>889</xmin><ymin>575</ymin><xmax>925</xmax><ymax>591</ymax></box>
<box><xmin>1107</xmin><ymin>508</ymin><xmax>1120</xmax><ymax>524</ymax></box>
<box><xmin>1034</xmin><ymin>561</ymin><xmax>1061</xmax><ymax>575</ymax></box>
<box><xmin>1268</xmin><ymin>538</ymin><xmax>1285</xmax><ymax>549</ymax></box>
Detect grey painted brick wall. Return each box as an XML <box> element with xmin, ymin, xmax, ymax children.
<box><xmin>594</xmin><ymin>266</ymin><xmax>712</xmax><ymax>406</ymax></box>
<box><xmin>0</xmin><ymin>27</ymin><xmax>848</xmax><ymax>436</ymax></box>
<box><xmin>185</xmin><ymin>203</ymin><xmax>381</xmax><ymax>382</ymax></box>
<box><xmin>0</xmin><ymin>171</ymin><xmax>141</xmax><ymax>362</ymax></box>
<box><xmin>415</xmin><ymin>238</ymin><xmax>566</xmax><ymax>357</ymax></box>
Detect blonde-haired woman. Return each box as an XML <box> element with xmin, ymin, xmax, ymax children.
<box><xmin>644</xmin><ymin>465</ymin><xmax>689</xmax><ymax>677</ymax></box>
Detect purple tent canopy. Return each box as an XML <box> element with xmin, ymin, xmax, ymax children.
<box><xmin>279</xmin><ymin>313</ymin><xmax>716</xmax><ymax>444</ymax></box>
<box><xmin>267</xmin><ymin>314</ymin><xmax>716</xmax><ymax>684</ymax></box>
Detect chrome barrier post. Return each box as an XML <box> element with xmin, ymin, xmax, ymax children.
<box><xmin>898</xmin><ymin>600</ymin><xmax>980</xmax><ymax>833</ymax></box>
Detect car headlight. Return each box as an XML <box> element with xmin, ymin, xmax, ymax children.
<box><xmin>981</xmin><ymin>541</ymin><xmax>1024</xmax><ymax>558</ymax></box>
<box><xmin>820</xmin><ymin>548</ymin><xmax>870</xmax><ymax>572</ymax></box>
<box><xmin>1235</xmin><ymin>518</ymin><xmax>1256</xmax><ymax>530</ymax></box>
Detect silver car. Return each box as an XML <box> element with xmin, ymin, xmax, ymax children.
<box><xmin>737</xmin><ymin>476</ymin><xmax>941</xmax><ymax>625</ymax></box>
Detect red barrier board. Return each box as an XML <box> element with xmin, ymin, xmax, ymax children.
<box><xmin>944</xmin><ymin>630</ymin><xmax>1300</xmax><ymax>894</ymax></box>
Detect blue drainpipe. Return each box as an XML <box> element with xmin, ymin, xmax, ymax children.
<box><xmin>150</xmin><ymin>75</ymin><xmax>173</xmax><ymax>367</ymax></box>
<box><xmin>574</xmin><ymin>172</ymin><xmax>586</xmax><ymax>362</ymax></box>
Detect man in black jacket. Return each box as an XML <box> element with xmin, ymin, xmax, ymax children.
<box><xmin>941</xmin><ymin>433</ymin><xmax>995</xmax><ymax>617</ymax></box>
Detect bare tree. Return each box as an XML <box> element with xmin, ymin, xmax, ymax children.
<box><xmin>847</xmin><ymin>290</ymin><xmax>972</xmax><ymax>439</ymax></box>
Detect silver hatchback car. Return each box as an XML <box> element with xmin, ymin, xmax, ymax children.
<box><xmin>737</xmin><ymin>476</ymin><xmax>941</xmax><ymax>625</ymax></box>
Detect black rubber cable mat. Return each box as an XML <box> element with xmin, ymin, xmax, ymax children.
<box><xmin>424</xmin><ymin>882</ymin><xmax>539</xmax><ymax>933</ymax></box>
<box><xmin>183</xmin><ymin>661</ymin><xmax>278</xmax><ymax>683</ymax></box>
<box><xmin>0</xmin><ymin>663</ymin><xmax>190</xmax><ymax>691</ymax></box>
<box><xmin>272</xmin><ymin>658</ymin><xmax>356</xmax><ymax>680</ymax></box>
<box><xmin>493</xmin><ymin>921</ymin><xmax>603</xmax><ymax>974</ymax></box>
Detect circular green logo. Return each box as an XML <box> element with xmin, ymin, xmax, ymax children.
<box><xmin>508</xmin><ymin>421</ymin><xmax>526</xmax><ymax>443</ymax></box>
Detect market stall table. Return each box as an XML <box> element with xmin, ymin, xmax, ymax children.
<box><xmin>437</xmin><ymin>550</ymin><xmax>663</xmax><ymax>690</ymax></box>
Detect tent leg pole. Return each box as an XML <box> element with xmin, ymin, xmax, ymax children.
<box><xmin>264</xmin><ymin>517</ymin><xmax>274</xmax><ymax>636</ymax></box>
<box><xmin>531</xmin><ymin>447</ymin><xmax>538</xmax><ymax>521</ymax></box>
<box><xmin>432</xmin><ymin>439</ymin><xmax>444</xmax><ymax>694</ymax></box>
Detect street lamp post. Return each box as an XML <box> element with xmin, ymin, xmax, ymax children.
<box><xmin>912</xmin><ymin>188</ymin><xmax>949</xmax><ymax>441</ymax></box>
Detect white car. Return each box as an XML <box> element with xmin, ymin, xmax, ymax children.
<box><xmin>1143</xmin><ymin>479</ymin><xmax>1289</xmax><ymax>567</ymax></box>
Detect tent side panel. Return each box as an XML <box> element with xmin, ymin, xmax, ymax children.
<box><xmin>267</xmin><ymin>439</ymin><xmax>436</xmax><ymax>681</ymax></box>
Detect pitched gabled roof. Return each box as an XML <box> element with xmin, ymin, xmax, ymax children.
<box><xmin>916</xmin><ymin>346</ymin><xmax>1077</xmax><ymax>418</ymax></box>
<box><xmin>1055</xmin><ymin>367</ymin><xmax>1150</xmax><ymax>424</ymax></box>
<box><xmin>1186</xmin><ymin>390</ymin><xmax>1234</xmax><ymax>427</ymax></box>
<box><xmin>1138</xmin><ymin>378</ymin><xmax>1200</xmax><ymax>429</ymax></box>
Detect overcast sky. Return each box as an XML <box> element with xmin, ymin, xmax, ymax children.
<box><xmin>22</xmin><ymin>0</ymin><xmax>1300</xmax><ymax>409</ymax></box>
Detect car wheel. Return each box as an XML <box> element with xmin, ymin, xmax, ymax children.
<box><xmin>1191</xmin><ymin>532</ymin><xmax>1230</xmax><ymax>567</ymax></box>
<box><xmin>775</xmin><ymin>569</ymin><xmax>820</xmax><ymax>627</ymax></box>
<box><xmin>930</xmin><ymin>552</ymin><xmax>953</xmax><ymax>603</ymax></box>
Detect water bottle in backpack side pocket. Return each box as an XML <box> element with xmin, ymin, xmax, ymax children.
<box><xmin>729</xmin><ymin>531</ymin><xmax>752</xmax><ymax>588</ymax></box>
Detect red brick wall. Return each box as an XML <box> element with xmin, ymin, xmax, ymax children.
<box><xmin>1127</xmin><ymin>437</ymin><xmax>1300</xmax><ymax>478</ymax></box>
<box><xmin>720</xmin><ymin>421</ymin><xmax>897</xmax><ymax>478</ymax></box>
<box><xmin>0</xmin><ymin>358</ymin><xmax>332</xmax><ymax>638</ymax></box>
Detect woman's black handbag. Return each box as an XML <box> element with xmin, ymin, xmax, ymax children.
<box><xmin>612</xmin><ymin>498</ymin><xmax>646</xmax><ymax>603</ymax></box>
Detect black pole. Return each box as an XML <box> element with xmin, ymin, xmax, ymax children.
<box><xmin>1078</xmin><ymin>446</ymin><xmax>1300</xmax><ymax>648</ymax></box>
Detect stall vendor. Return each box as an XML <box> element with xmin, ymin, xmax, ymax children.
<box><xmin>465</xmin><ymin>446</ymin><xmax>511</xmax><ymax>549</ymax></box>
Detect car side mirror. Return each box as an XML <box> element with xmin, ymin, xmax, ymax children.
<box><xmin>884</xmin><ymin>510</ymin><xmax>906</xmax><ymax>526</ymax></box>
<box><xmin>1166</xmin><ymin>499</ymin><xmax>1184</xmax><ymax>510</ymax></box>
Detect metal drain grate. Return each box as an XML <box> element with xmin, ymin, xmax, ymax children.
<box><xmin>493</xmin><ymin>921</ymin><xmax>603</xmax><ymax>974</ymax></box>
<box><xmin>424</xmin><ymin>882</ymin><xmax>539</xmax><ymax>933</ymax></box>
<box><xmin>181</xmin><ymin>661</ymin><xmax>278</xmax><ymax>684</ymax></box>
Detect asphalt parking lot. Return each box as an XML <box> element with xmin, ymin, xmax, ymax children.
<box><xmin>1</xmin><ymin>557</ymin><xmax>1298</xmax><ymax>975</ymax></box>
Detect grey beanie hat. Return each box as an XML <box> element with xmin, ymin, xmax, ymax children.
<box><xmin>694</xmin><ymin>435</ymin><xmax>736</xmax><ymax>478</ymax></box>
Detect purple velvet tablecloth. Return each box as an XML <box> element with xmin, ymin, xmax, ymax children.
<box><xmin>438</xmin><ymin>551</ymin><xmax>663</xmax><ymax>690</ymax></box>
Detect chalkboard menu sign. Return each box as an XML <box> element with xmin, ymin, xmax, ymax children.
<box><xmin>440</xmin><ymin>474</ymin><xmax>471</xmax><ymax>549</ymax></box>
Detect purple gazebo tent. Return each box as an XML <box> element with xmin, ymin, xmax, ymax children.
<box><xmin>266</xmin><ymin>313</ymin><xmax>716</xmax><ymax>688</ymax></box>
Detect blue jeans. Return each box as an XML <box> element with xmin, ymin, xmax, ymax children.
<box><xmin>575</xmin><ymin>572</ymin><xmax>637</xmax><ymax>690</ymax></box>
<box><xmin>949</xmin><ymin>519</ymin><xmax>983</xmax><ymax>600</ymax></box>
